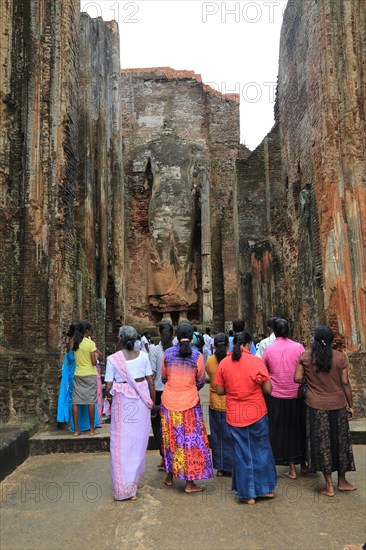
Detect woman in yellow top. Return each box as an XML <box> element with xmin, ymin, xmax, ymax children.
<box><xmin>72</xmin><ymin>320</ymin><xmax>99</xmax><ymax>437</ymax></box>
<box><xmin>205</xmin><ymin>333</ymin><xmax>233</xmax><ymax>476</ymax></box>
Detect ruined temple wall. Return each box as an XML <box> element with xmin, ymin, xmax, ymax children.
<box><xmin>278</xmin><ymin>0</ymin><xmax>366</xmax><ymax>351</ymax></box>
<box><xmin>206</xmin><ymin>93</ymin><xmax>248</xmax><ymax>328</ymax></box>
<box><xmin>237</xmin><ymin>0</ymin><xmax>365</xmax><ymax>412</ymax></box>
<box><xmin>0</xmin><ymin>0</ymin><xmax>81</xmax><ymax>420</ymax></box>
<box><xmin>0</xmin><ymin>5</ymin><xmax>123</xmax><ymax>421</ymax></box>
<box><xmin>121</xmin><ymin>69</ymin><xmax>242</xmax><ymax>329</ymax></box>
<box><xmin>238</xmin><ymin>0</ymin><xmax>365</xmax><ymax>352</ymax></box>
<box><xmin>78</xmin><ymin>14</ymin><xmax>124</xmax><ymax>350</ymax></box>
<box><xmin>121</xmin><ymin>72</ymin><xmax>210</xmax><ymax>327</ymax></box>
<box><xmin>237</xmin><ymin>124</ymin><xmax>281</xmax><ymax>335</ymax></box>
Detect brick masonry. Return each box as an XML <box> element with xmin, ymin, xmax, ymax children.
<box><xmin>0</xmin><ymin>1</ymin><xmax>364</xmax><ymax>422</ymax></box>
<box><xmin>121</xmin><ymin>68</ymin><xmax>248</xmax><ymax>331</ymax></box>
<box><xmin>0</xmin><ymin>3</ymin><xmax>124</xmax><ymax>421</ymax></box>
<box><xmin>237</xmin><ymin>0</ymin><xmax>365</xmax><ymax>413</ymax></box>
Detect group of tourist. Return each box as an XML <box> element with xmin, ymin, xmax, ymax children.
<box><xmin>57</xmin><ymin>317</ymin><xmax>356</xmax><ymax>503</ymax></box>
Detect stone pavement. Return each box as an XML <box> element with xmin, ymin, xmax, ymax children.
<box><xmin>1</xmin><ymin>447</ymin><xmax>365</xmax><ymax>550</ymax></box>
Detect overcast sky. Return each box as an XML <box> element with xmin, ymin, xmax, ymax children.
<box><xmin>80</xmin><ymin>0</ymin><xmax>288</xmax><ymax>150</ymax></box>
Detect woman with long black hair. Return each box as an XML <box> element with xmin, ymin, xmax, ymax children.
<box><xmin>72</xmin><ymin>320</ymin><xmax>99</xmax><ymax>437</ymax></box>
<box><xmin>216</xmin><ymin>332</ymin><xmax>277</xmax><ymax>504</ymax></box>
<box><xmin>160</xmin><ymin>322</ymin><xmax>213</xmax><ymax>493</ymax></box>
<box><xmin>295</xmin><ymin>325</ymin><xmax>356</xmax><ymax>497</ymax></box>
<box><xmin>262</xmin><ymin>318</ymin><xmax>307</xmax><ymax>479</ymax></box>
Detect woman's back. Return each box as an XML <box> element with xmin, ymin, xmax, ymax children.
<box><xmin>263</xmin><ymin>337</ymin><xmax>305</xmax><ymax>398</ymax></box>
<box><xmin>162</xmin><ymin>345</ymin><xmax>204</xmax><ymax>411</ymax></box>
<box><xmin>216</xmin><ymin>350</ymin><xmax>269</xmax><ymax>427</ymax></box>
<box><xmin>299</xmin><ymin>349</ymin><xmax>347</xmax><ymax>410</ymax></box>
<box><xmin>206</xmin><ymin>355</ymin><xmax>226</xmax><ymax>410</ymax></box>
<box><xmin>74</xmin><ymin>337</ymin><xmax>97</xmax><ymax>376</ymax></box>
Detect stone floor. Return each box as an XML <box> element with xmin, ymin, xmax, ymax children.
<box><xmin>1</xmin><ymin>448</ymin><xmax>365</xmax><ymax>550</ymax></box>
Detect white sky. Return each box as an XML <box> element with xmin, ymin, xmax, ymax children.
<box><xmin>80</xmin><ymin>0</ymin><xmax>288</xmax><ymax>150</ymax></box>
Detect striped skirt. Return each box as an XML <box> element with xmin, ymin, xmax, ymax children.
<box><xmin>160</xmin><ymin>402</ymin><xmax>213</xmax><ymax>481</ymax></box>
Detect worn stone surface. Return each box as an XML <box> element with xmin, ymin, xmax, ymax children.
<box><xmin>0</xmin><ymin>4</ymin><xmax>123</xmax><ymax>422</ymax></box>
<box><xmin>0</xmin><ymin>449</ymin><xmax>365</xmax><ymax>550</ymax></box>
<box><xmin>121</xmin><ymin>68</ymin><xmax>247</xmax><ymax>330</ymax></box>
<box><xmin>278</xmin><ymin>0</ymin><xmax>366</xmax><ymax>352</ymax></box>
<box><xmin>77</xmin><ymin>14</ymin><xmax>124</xmax><ymax>349</ymax></box>
<box><xmin>0</xmin><ymin>0</ymin><xmax>81</xmax><ymax>421</ymax></box>
<box><xmin>237</xmin><ymin>0</ymin><xmax>365</xmax><ymax>413</ymax></box>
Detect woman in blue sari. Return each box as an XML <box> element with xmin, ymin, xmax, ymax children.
<box><xmin>57</xmin><ymin>323</ymin><xmax>100</xmax><ymax>431</ymax></box>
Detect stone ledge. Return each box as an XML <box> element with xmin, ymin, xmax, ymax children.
<box><xmin>29</xmin><ymin>423</ymin><xmax>160</xmax><ymax>455</ymax></box>
<box><xmin>27</xmin><ymin>417</ymin><xmax>366</xmax><ymax>456</ymax></box>
<box><xmin>0</xmin><ymin>427</ymin><xmax>30</xmax><ymax>481</ymax></box>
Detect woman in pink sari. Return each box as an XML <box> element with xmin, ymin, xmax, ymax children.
<box><xmin>105</xmin><ymin>326</ymin><xmax>155</xmax><ymax>501</ymax></box>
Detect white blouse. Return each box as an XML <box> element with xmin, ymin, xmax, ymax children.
<box><xmin>104</xmin><ymin>351</ymin><xmax>152</xmax><ymax>382</ymax></box>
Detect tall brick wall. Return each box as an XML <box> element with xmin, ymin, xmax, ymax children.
<box><xmin>206</xmin><ymin>92</ymin><xmax>249</xmax><ymax>328</ymax></box>
<box><xmin>0</xmin><ymin>0</ymin><xmax>81</xmax><ymax>421</ymax></box>
<box><xmin>278</xmin><ymin>0</ymin><xmax>365</xmax><ymax>352</ymax></box>
<box><xmin>237</xmin><ymin>0</ymin><xmax>365</xmax><ymax>413</ymax></box>
<box><xmin>0</xmin><ymin>5</ymin><xmax>123</xmax><ymax>422</ymax></box>
<box><xmin>77</xmin><ymin>14</ymin><xmax>124</xmax><ymax>351</ymax></box>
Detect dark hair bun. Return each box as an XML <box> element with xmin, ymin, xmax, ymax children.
<box><xmin>125</xmin><ymin>339</ymin><xmax>134</xmax><ymax>351</ymax></box>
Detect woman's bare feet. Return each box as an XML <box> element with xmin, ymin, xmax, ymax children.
<box><xmin>338</xmin><ymin>473</ymin><xmax>357</xmax><ymax>491</ymax></box>
<box><xmin>184</xmin><ymin>481</ymin><xmax>205</xmax><ymax>493</ymax></box>
<box><xmin>321</xmin><ymin>487</ymin><xmax>335</xmax><ymax>497</ymax></box>
<box><xmin>301</xmin><ymin>462</ymin><xmax>309</xmax><ymax>474</ymax></box>
<box><xmin>128</xmin><ymin>496</ymin><xmax>138</xmax><ymax>501</ymax></box>
<box><xmin>163</xmin><ymin>474</ymin><xmax>173</xmax><ymax>487</ymax></box>
<box><xmin>261</xmin><ymin>492</ymin><xmax>275</xmax><ymax>498</ymax></box>
<box><xmin>89</xmin><ymin>430</ymin><xmax>98</xmax><ymax>437</ymax></box>
<box><xmin>239</xmin><ymin>498</ymin><xmax>255</xmax><ymax>505</ymax></box>
<box><xmin>157</xmin><ymin>458</ymin><xmax>165</xmax><ymax>469</ymax></box>
<box><xmin>284</xmin><ymin>463</ymin><xmax>297</xmax><ymax>479</ymax></box>
<box><xmin>338</xmin><ymin>481</ymin><xmax>357</xmax><ymax>492</ymax></box>
<box><xmin>284</xmin><ymin>471</ymin><xmax>297</xmax><ymax>480</ymax></box>
<box><xmin>73</xmin><ymin>432</ymin><xmax>81</xmax><ymax>437</ymax></box>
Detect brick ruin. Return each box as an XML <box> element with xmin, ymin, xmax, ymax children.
<box><xmin>237</xmin><ymin>0</ymin><xmax>366</xmax><ymax>412</ymax></box>
<box><xmin>121</xmin><ymin>68</ymin><xmax>248</xmax><ymax>330</ymax></box>
<box><xmin>0</xmin><ymin>0</ymin><xmax>365</xmax><ymax>421</ymax></box>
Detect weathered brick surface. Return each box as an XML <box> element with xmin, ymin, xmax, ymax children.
<box><xmin>0</xmin><ymin>0</ymin><xmax>81</xmax><ymax>421</ymax></box>
<box><xmin>77</xmin><ymin>14</ymin><xmax>124</xmax><ymax>350</ymax></box>
<box><xmin>121</xmin><ymin>68</ymin><xmax>247</xmax><ymax>330</ymax></box>
<box><xmin>0</xmin><ymin>4</ymin><xmax>123</xmax><ymax>421</ymax></box>
<box><xmin>237</xmin><ymin>0</ymin><xmax>365</xmax><ymax>412</ymax></box>
<box><xmin>278</xmin><ymin>0</ymin><xmax>365</xmax><ymax>351</ymax></box>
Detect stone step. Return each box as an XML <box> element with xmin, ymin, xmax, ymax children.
<box><xmin>0</xmin><ymin>422</ymin><xmax>38</xmax><ymax>480</ymax></box>
<box><xmin>28</xmin><ymin>417</ymin><xmax>366</xmax><ymax>456</ymax></box>
<box><xmin>29</xmin><ymin>422</ymin><xmax>159</xmax><ymax>455</ymax></box>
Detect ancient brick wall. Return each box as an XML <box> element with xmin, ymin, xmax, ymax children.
<box><xmin>77</xmin><ymin>14</ymin><xmax>124</xmax><ymax>351</ymax></box>
<box><xmin>0</xmin><ymin>5</ymin><xmax>123</xmax><ymax>422</ymax></box>
<box><xmin>206</xmin><ymin>91</ymin><xmax>249</xmax><ymax>328</ymax></box>
<box><xmin>0</xmin><ymin>0</ymin><xmax>81</xmax><ymax>421</ymax></box>
<box><xmin>237</xmin><ymin>0</ymin><xmax>365</xmax><ymax>412</ymax></box>
<box><xmin>121</xmin><ymin>68</ymin><xmax>245</xmax><ymax>330</ymax></box>
<box><xmin>278</xmin><ymin>0</ymin><xmax>366</xmax><ymax>351</ymax></box>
